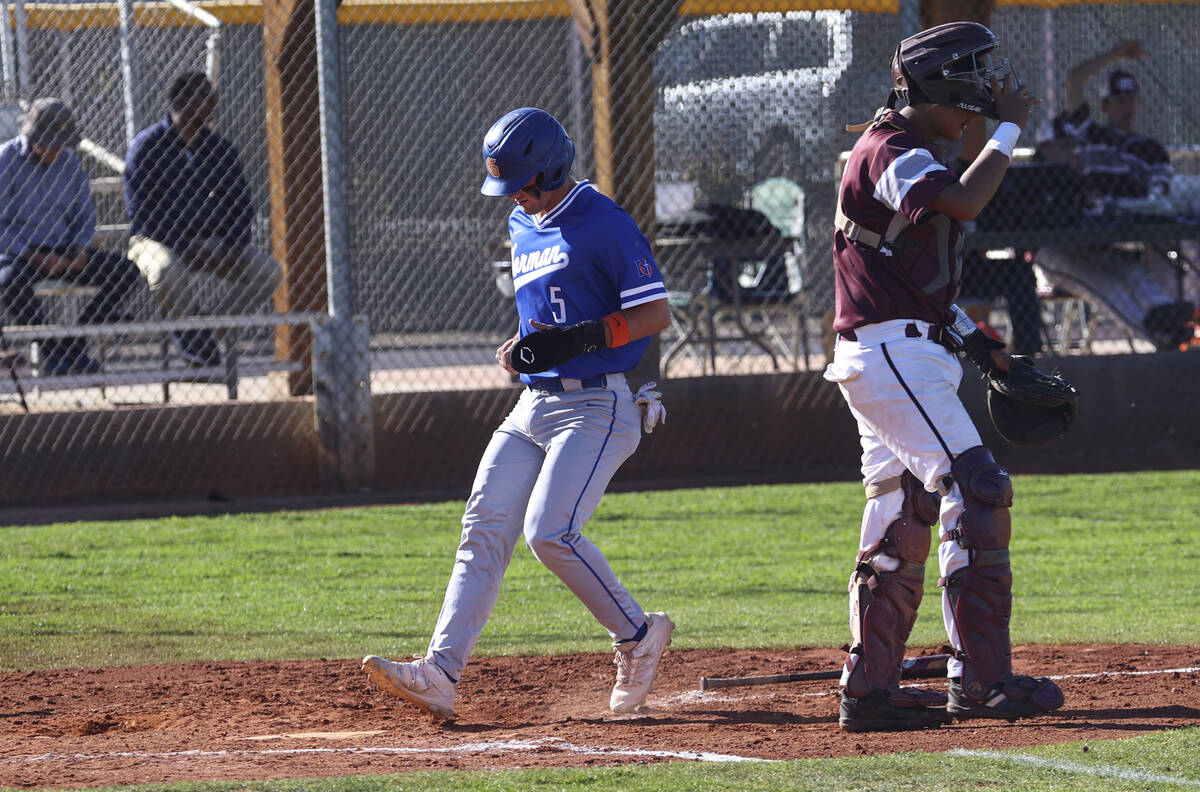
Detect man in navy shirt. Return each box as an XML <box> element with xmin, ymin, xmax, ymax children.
<box><xmin>0</xmin><ymin>98</ymin><xmax>140</xmax><ymax>374</ymax></box>
<box><xmin>125</xmin><ymin>72</ymin><xmax>281</xmax><ymax>366</ymax></box>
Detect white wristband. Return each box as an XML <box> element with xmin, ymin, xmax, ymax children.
<box><xmin>983</xmin><ymin>121</ymin><xmax>1021</xmax><ymax>159</ymax></box>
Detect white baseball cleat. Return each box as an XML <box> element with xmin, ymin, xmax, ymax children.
<box><xmin>610</xmin><ymin>612</ymin><xmax>675</xmax><ymax>714</ymax></box>
<box><xmin>361</xmin><ymin>654</ymin><xmax>456</xmax><ymax>720</ymax></box>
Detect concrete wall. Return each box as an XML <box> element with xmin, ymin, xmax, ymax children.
<box><xmin>371</xmin><ymin>350</ymin><xmax>1200</xmax><ymax>497</ymax></box>
<box><xmin>2</xmin><ymin>350</ymin><xmax>1197</xmax><ymax>512</ymax></box>
<box><xmin>958</xmin><ymin>351</ymin><xmax>1200</xmax><ymax>477</ymax></box>
<box><xmin>0</xmin><ymin>400</ymin><xmax>319</xmax><ymax>507</ymax></box>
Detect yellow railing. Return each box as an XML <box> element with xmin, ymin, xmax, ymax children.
<box><xmin>15</xmin><ymin>0</ymin><xmax>1199</xmax><ymax>31</ymax></box>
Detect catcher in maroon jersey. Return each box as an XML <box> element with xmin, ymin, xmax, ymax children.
<box><xmin>825</xmin><ymin>22</ymin><xmax>1066</xmax><ymax>732</ymax></box>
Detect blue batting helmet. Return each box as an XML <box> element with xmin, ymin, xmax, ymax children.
<box><xmin>480</xmin><ymin>107</ymin><xmax>575</xmax><ymax>196</ymax></box>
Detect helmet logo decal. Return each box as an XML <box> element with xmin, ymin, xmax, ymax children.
<box><xmin>486</xmin><ymin>157</ymin><xmax>501</xmax><ymax>178</ymax></box>
<box><xmin>519</xmin><ymin>347</ymin><xmax>535</xmax><ymax>365</ymax></box>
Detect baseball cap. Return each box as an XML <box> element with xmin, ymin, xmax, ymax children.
<box><xmin>18</xmin><ymin>98</ymin><xmax>81</xmax><ymax>149</ymax></box>
<box><xmin>1104</xmin><ymin>69</ymin><xmax>1139</xmax><ymax>98</ymax></box>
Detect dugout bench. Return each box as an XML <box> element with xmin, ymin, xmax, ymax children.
<box><xmin>0</xmin><ymin>313</ymin><xmax>320</xmax><ymax>404</ymax></box>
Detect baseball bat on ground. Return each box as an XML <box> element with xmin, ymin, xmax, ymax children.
<box><xmin>700</xmin><ymin>653</ymin><xmax>950</xmax><ymax>691</ymax></box>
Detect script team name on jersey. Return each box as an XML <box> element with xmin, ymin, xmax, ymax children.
<box><xmin>512</xmin><ymin>244</ymin><xmax>569</xmax><ymax>291</ymax></box>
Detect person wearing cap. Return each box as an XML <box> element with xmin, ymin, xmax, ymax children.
<box><xmin>1060</xmin><ymin>40</ymin><xmax>1172</xmax><ymax>200</ymax></box>
<box><xmin>124</xmin><ymin>71</ymin><xmax>282</xmax><ymax>367</ymax></box>
<box><xmin>0</xmin><ymin>98</ymin><xmax>142</xmax><ymax>375</ymax></box>
<box><xmin>1031</xmin><ymin>40</ymin><xmax>1194</xmax><ymax>351</ymax></box>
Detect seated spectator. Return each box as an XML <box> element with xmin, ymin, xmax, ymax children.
<box><xmin>1032</xmin><ymin>41</ymin><xmax>1193</xmax><ymax>351</ymax></box>
<box><xmin>125</xmin><ymin>72</ymin><xmax>282</xmax><ymax>367</ymax></box>
<box><xmin>1058</xmin><ymin>42</ymin><xmax>1172</xmax><ymax>207</ymax></box>
<box><xmin>0</xmin><ymin>98</ymin><xmax>141</xmax><ymax>375</ymax></box>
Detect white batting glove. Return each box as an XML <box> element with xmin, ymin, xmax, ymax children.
<box><xmin>634</xmin><ymin>381</ymin><xmax>666</xmax><ymax>434</ymax></box>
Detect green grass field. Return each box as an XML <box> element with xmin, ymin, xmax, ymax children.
<box><xmin>3</xmin><ymin>470</ymin><xmax>1199</xmax><ymax>791</ymax></box>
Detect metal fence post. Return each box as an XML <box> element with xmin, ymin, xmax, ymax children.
<box><xmin>117</xmin><ymin>0</ymin><xmax>136</xmax><ymax>146</ymax></box>
<box><xmin>313</xmin><ymin>0</ymin><xmax>374</xmax><ymax>491</ymax></box>
<box><xmin>899</xmin><ymin>0</ymin><xmax>920</xmax><ymax>39</ymax></box>
<box><xmin>0</xmin><ymin>1</ymin><xmax>16</xmax><ymax>105</ymax></box>
<box><xmin>312</xmin><ymin>314</ymin><xmax>374</xmax><ymax>491</ymax></box>
<box><xmin>11</xmin><ymin>0</ymin><xmax>27</xmax><ymax>102</ymax></box>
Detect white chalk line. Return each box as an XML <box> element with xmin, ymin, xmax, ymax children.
<box><xmin>1049</xmin><ymin>665</ymin><xmax>1200</xmax><ymax>681</ymax></box>
<box><xmin>3</xmin><ymin>665</ymin><xmax>1195</xmax><ymax>771</ymax></box>
<box><xmin>1</xmin><ymin>737</ymin><xmax>770</xmax><ymax>766</ymax></box>
<box><xmin>951</xmin><ymin>749</ymin><xmax>1200</xmax><ymax>788</ymax></box>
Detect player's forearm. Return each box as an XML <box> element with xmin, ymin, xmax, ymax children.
<box><xmin>932</xmin><ymin>118</ymin><xmax>1023</xmax><ymax>221</ymax></box>
<box><xmin>508</xmin><ymin>298</ymin><xmax>671</xmax><ymax>375</ymax></box>
<box><xmin>931</xmin><ymin>151</ymin><xmax>1010</xmax><ymax>221</ymax></box>
<box><xmin>617</xmin><ymin>299</ymin><xmax>671</xmax><ymax>344</ymax></box>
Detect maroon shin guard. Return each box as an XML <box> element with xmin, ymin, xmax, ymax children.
<box><xmin>845</xmin><ymin>471</ymin><xmax>939</xmax><ymax>698</ymax></box>
<box><xmin>943</xmin><ymin>445</ymin><xmax>1015</xmax><ymax>702</ymax></box>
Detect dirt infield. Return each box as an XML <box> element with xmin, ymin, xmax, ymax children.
<box><xmin>2</xmin><ymin>643</ymin><xmax>1198</xmax><ymax>789</ymax></box>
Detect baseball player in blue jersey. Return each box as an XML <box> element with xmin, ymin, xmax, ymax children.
<box><xmin>362</xmin><ymin>108</ymin><xmax>674</xmax><ymax>720</ymax></box>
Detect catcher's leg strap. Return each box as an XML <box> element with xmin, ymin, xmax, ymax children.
<box><xmin>941</xmin><ymin>445</ymin><xmax>1015</xmax><ymax>701</ymax></box>
<box><xmin>846</xmin><ymin>471</ymin><xmax>939</xmax><ymax>698</ymax></box>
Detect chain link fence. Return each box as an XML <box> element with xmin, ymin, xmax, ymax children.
<box><xmin>1</xmin><ymin>1</ymin><xmax>1198</xmax><ymax>503</ymax></box>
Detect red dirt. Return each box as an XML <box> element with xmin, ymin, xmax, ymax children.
<box><xmin>2</xmin><ymin>644</ymin><xmax>1198</xmax><ymax>789</ymax></box>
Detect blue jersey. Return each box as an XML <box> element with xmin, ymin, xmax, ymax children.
<box><xmin>507</xmin><ymin>181</ymin><xmax>667</xmax><ymax>383</ymax></box>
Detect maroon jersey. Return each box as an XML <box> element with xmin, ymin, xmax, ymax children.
<box><xmin>833</xmin><ymin>110</ymin><xmax>963</xmax><ymax>333</ymax></box>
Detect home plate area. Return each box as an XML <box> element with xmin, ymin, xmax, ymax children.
<box><xmin>1</xmin><ymin>644</ymin><xmax>1198</xmax><ymax>788</ymax></box>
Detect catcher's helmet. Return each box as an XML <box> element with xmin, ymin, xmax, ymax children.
<box><xmin>891</xmin><ymin>22</ymin><xmax>1015</xmax><ymax>119</ymax></box>
<box><xmin>480</xmin><ymin>107</ymin><xmax>575</xmax><ymax>196</ymax></box>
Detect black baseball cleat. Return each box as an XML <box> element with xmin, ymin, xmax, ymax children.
<box><xmin>947</xmin><ymin>675</ymin><xmax>1064</xmax><ymax>722</ymax></box>
<box><xmin>838</xmin><ymin>686</ymin><xmax>952</xmax><ymax>732</ymax></box>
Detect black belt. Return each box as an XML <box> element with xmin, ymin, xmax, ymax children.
<box><xmin>528</xmin><ymin>374</ymin><xmax>610</xmax><ymax>393</ymax></box>
<box><xmin>839</xmin><ymin>323</ymin><xmax>960</xmax><ymax>352</ymax></box>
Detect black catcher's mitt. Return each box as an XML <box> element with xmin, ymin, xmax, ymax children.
<box><xmin>986</xmin><ymin>356</ymin><xmax>1079</xmax><ymax>446</ymax></box>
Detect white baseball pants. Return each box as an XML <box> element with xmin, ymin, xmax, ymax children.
<box><xmin>824</xmin><ymin>318</ymin><xmax>984</xmax><ymax>679</ymax></box>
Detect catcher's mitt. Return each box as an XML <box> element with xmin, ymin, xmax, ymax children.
<box><xmin>986</xmin><ymin>356</ymin><xmax>1078</xmax><ymax>446</ymax></box>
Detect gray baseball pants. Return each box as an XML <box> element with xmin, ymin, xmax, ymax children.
<box><xmin>427</xmin><ymin>380</ymin><xmax>646</xmax><ymax>681</ymax></box>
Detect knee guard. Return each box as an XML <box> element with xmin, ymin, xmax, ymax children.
<box><xmin>942</xmin><ymin>445</ymin><xmax>1014</xmax><ymax>702</ymax></box>
<box><xmin>845</xmin><ymin>471</ymin><xmax>939</xmax><ymax>698</ymax></box>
